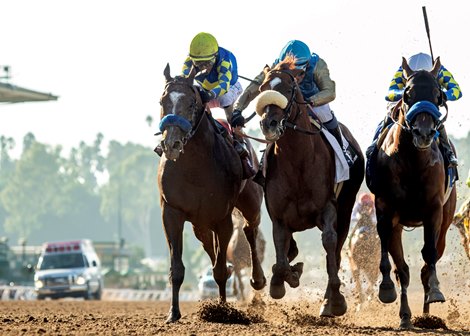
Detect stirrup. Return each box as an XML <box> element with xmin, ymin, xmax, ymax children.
<box><xmin>343</xmin><ymin>148</ymin><xmax>355</xmax><ymax>167</ymax></box>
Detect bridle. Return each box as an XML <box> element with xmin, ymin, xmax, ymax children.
<box><xmin>159</xmin><ymin>79</ymin><xmax>206</xmax><ymax>150</ymax></box>
<box><xmin>264</xmin><ymin>69</ymin><xmax>322</xmax><ymax>136</ymax></box>
<box><xmin>394</xmin><ymin>71</ymin><xmax>446</xmax><ymax>135</ymax></box>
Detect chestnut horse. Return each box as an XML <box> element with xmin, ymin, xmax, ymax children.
<box><xmin>367</xmin><ymin>57</ymin><xmax>457</xmax><ymax>328</ymax></box>
<box><xmin>227</xmin><ymin>209</ymin><xmax>266</xmax><ymax>301</ymax></box>
<box><xmin>255</xmin><ymin>57</ymin><xmax>365</xmax><ymax>317</ymax></box>
<box><xmin>158</xmin><ymin>64</ymin><xmax>265</xmax><ymax>323</ymax></box>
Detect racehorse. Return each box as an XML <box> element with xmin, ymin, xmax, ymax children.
<box><xmin>347</xmin><ymin>196</ymin><xmax>380</xmax><ymax>304</ymax></box>
<box><xmin>158</xmin><ymin>64</ymin><xmax>265</xmax><ymax>323</ymax></box>
<box><xmin>367</xmin><ymin>57</ymin><xmax>457</xmax><ymax>328</ymax></box>
<box><xmin>227</xmin><ymin>209</ymin><xmax>266</xmax><ymax>301</ymax></box>
<box><xmin>452</xmin><ymin>198</ymin><xmax>470</xmax><ymax>261</ymax></box>
<box><xmin>254</xmin><ymin>56</ymin><xmax>365</xmax><ymax>317</ymax></box>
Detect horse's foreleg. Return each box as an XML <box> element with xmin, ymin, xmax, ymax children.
<box><xmin>162</xmin><ymin>205</ymin><xmax>185</xmax><ymax>323</ymax></box>
<box><xmin>243</xmin><ymin>223</ymin><xmax>266</xmax><ymax>291</ymax></box>
<box><xmin>349</xmin><ymin>254</ymin><xmax>364</xmax><ymax>303</ymax></box>
<box><xmin>388</xmin><ymin>226</ymin><xmax>412</xmax><ymax>329</ymax></box>
<box><xmin>213</xmin><ymin>215</ymin><xmax>233</xmax><ymax>302</ymax></box>
<box><xmin>270</xmin><ymin>219</ymin><xmax>291</xmax><ymax>299</ymax></box>
<box><xmin>235</xmin><ymin>270</ymin><xmax>245</xmax><ymax>301</ymax></box>
<box><xmin>377</xmin><ymin>210</ymin><xmax>397</xmax><ymax>304</ymax></box>
<box><xmin>422</xmin><ymin>209</ymin><xmax>445</xmax><ymax>306</ymax></box>
<box><xmin>320</xmin><ymin>202</ymin><xmax>347</xmax><ymax>317</ymax></box>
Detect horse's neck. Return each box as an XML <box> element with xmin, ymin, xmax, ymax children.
<box><xmin>278</xmin><ymin>105</ymin><xmax>317</xmax><ymax>149</ymax></box>
<box><xmin>187</xmin><ymin>111</ymin><xmax>216</xmax><ymax>148</ymax></box>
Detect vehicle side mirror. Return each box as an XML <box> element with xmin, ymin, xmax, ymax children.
<box><xmin>92</xmin><ymin>260</ymin><xmax>97</xmax><ymax>267</ymax></box>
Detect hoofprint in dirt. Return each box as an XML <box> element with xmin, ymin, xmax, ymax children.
<box><xmin>0</xmin><ymin>292</ymin><xmax>469</xmax><ymax>336</ymax></box>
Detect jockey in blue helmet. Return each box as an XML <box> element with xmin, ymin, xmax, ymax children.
<box><xmin>232</xmin><ymin>40</ymin><xmax>353</xmax><ymax>165</ymax></box>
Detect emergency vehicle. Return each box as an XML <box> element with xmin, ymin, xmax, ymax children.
<box><xmin>34</xmin><ymin>239</ymin><xmax>103</xmax><ymax>300</ymax></box>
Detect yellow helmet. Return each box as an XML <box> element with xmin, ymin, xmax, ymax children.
<box><xmin>189</xmin><ymin>32</ymin><xmax>218</xmax><ymax>61</ymax></box>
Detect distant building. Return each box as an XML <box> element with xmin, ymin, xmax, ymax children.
<box><xmin>0</xmin><ymin>66</ymin><xmax>58</xmax><ymax>103</ymax></box>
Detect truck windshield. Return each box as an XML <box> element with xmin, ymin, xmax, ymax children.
<box><xmin>37</xmin><ymin>253</ymin><xmax>85</xmax><ymax>270</ymax></box>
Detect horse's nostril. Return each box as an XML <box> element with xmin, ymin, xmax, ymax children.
<box><xmin>172</xmin><ymin>141</ymin><xmax>183</xmax><ymax>151</ymax></box>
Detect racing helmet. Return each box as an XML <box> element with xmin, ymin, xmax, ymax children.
<box><xmin>407</xmin><ymin>52</ymin><xmax>433</xmax><ymax>71</ymax></box>
<box><xmin>278</xmin><ymin>40</ymin><xmax>311</xmax><ymax>69</ymax></box>
<box><xmin>189</xmin><ymin>32</ymin><xmax>218</xmax><ymax>61</ymax></box>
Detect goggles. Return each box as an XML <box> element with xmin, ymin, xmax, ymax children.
<box><xmin>193</xmin><ymin>58</ymin><xmax>216</xmax><ymax>69</ymax></box>
<box><xmin>295</xmin><ymin>61</ymin><xmax>308</xmax><ymax>71</ymax></box>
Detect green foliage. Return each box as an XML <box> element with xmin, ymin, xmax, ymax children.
<box><xmin>0</xmin><ymin>140</ymin><xmax>66</xmax><ymax>237</ymax></box>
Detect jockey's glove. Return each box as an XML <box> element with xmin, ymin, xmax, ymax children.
<box><xmin>231</xmin><ymin>109</ymin><xmax>245</xmax><ymax>127</ymax></box>
<box><xmin>200</xmin><ymin>90</ymin><xmax>215</xmax><ymax>104</ymax></box>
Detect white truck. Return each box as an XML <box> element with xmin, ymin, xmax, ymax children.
<box><xmin>34</xmin><ymin>239</ymin><xmax>103</xmax><ymax>300</ymax></box>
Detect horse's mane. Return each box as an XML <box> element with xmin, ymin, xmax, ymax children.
<box><xmin>273</xmin><ymin>55</ymin><xmax>297</xmax><ymax>71</ymax></box>
<box><xmin>389</xmin><ymin>106</ymin><xmax>405</xmax><ymax>154</ymax></box>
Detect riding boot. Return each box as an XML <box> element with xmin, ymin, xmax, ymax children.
<box><xmin>438</xmin><ymin>125</ymin><xmax>458</xmax><ymax>167</ymax></box>
<box><xmin>234</xmin><ymin>139</ymin><xmax>256</xmax><ymax>179</ymax></box>
<box><xmin>326</xmin><ymin>124</ymin><xmax>354</xmax><ymax>167</ymax></box>
<box><xmin>252</xmin><ymin>150</ymin><xmax>266</xmax><ymax>187</ymax></box>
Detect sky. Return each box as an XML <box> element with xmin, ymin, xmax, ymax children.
<box><xmin>1</xmin><ymin>0</ymin><xmax>469</xmax><ymax>159</ymax></box>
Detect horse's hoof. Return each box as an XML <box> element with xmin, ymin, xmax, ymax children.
<box><xmin>250</xmin><ymin>276</ymin><xmax>267</xmax><ymax>290</ymax></box>
<box><xmin>291</xmin><ymin>262</ymin><xmax>304</xmax><ymax>276</ymax></box>
<box><xmin>425</xmin><ymin>289</ymin><xmax>445</xmax><ymax>304</ymax></box>
<box><xmin>269</xmin><ymin>282</ymin><xmax>286</xmax><ymax>299</ymax></box>
<box><xmin>399</xmin><ymin>317</ymin><xmax>413</xmax><ymax>329</ymax></box>
<box><xmin>321</xmin><ymin>295</ymin><xmax>347</xmax><ymax>317</ymax></box>
<box><xmin>165</xmin><ymin>311</ymin><xmax>182</xmax><ymax>324</ymax></box>
<box><xmin>379</xmin><ymin>282</ymin><xmax>397</xmax><ymax>303</ymax></box>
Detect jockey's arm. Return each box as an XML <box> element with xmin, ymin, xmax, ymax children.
<box><xmin>310</xmin><ymin>58</ymin><xmax>336</xmax><ymax>106</ymax></box>
<box><xmin>233</xmin><ymin>69</ymin><xmax>266</xmax><ymax>112</ymax></box>
<box><xmin>385</xmin><ymin>67</ymin><xmax>406</xmax><ymax>102</ymax></box>
<box><xmin>438</xmin><ymin>66</ymin><xmax>463</xmax><ymax>101</ymax></box>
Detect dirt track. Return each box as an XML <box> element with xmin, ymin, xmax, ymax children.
<box><xmin>1</xmin><ymin>294</ymin><xmax>469</xmax><ymax>336</ymax></box>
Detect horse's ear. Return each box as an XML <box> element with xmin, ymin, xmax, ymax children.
<box><xmin>263</xmin><ymin>64</ymin><xmax>271</xmax><ymax>75</ymax></box>
<box><xmin>401</xmin><ymin>57</ymin><xmax>414</xmax><ymax>79</ymax></box>
<box><xmin>164</xmin><ymin>63</ymin><xmax>172</xmax><ymax>82</ymax></box>
<box><xmin>430</xmin><ymin>56</ymin><xmax>441</xmax><ymax>78</ymax></box>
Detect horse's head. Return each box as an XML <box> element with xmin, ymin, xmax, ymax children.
<box><xmin>255</xmin><ymin>56</ymin><xmax>305</xmax><ymax>141</ymax></box>
<box><xmin>159</xmin><ymin>64</ymin><xmax>204</xmax><ymax>160</ymax></box>
<box><xmin>401</xmin><ymin>57</ymin><xmax>443</xmax><ymax>150</ymax></box>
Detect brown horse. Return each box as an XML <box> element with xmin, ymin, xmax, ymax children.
<box><xmin>452</xmin><ymin>198</ymin><xmax>470</xmax><ymax>261</ymax></box>
<box><xmin>255</xmin><ymin>57</ymin><xmax>365</xmax><ymax>317</ymax></box>
<box><xmin>347</xmin><ymin>197</ymin><xmax>380</xmax><ymax>304</ymax></box>
<box><xmin>367</xmin><ymin>57</ymin><xmax>457</xmax><ymax>328</ymax></box>
<box><xmin>157</xmin><ymin>64</ymin><xmax>265</xmax><ymax>323</ymax></box>
<box><xmin>227</xmin><ymin>209</ymin><xmax>266</xmax><ymax>301</ymax></box>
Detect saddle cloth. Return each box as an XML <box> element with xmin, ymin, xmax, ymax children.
<box><xmin>320</xmin><ymin>129</ymin><xmax>350</xmax><ymax>183</ymax></box>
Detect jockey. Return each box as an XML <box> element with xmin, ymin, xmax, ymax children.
<box><xmin>368</xmin><ymin>52</ymin><xmax>462</xmax><ymax>166</ymax></box>
<box><xmin>231</xmin><ymin>40</ymin><xmax>354</xmax><ymax>166</ymax></box>
<box><xmin>349</xmin><ymin>192</ymin><xmax>376</xmax><ymax>239</ymax></box>
<box><xmin>181</xmin><ymin>32</ymin><xmax>254</xmax><ymax>178</ymax></box>
<box><xmin>182</xmin><ymin>32</ymin><xmax>243</xmax><ymax>121</ymax></box>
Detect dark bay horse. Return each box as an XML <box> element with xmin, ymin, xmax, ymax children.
<box><xmin>255</xmin><ymin>57</ymin><xmax>365</xmax><ymax>317</ymax></box>
<box><xmin>367</xmin><ymin>57</ymin><xmax>457</xmax><ymax>328</ymax></box>
<box><xmin>227</xmin><ymin>209</ymin><xmax>266</xmax><ymax>301</ymax></box>
<box><xmin>157</xmin><ymin>64</ymin><xmax>265</xmax><ymax>323</ymax></box>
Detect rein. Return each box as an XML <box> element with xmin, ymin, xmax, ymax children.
<box><xmin>158</xmin><ymin>80</ymin><xmax>207</xmax><ymax>148</ymax></box>
<box><xmin>267</xmin><ymin>69</ymin><xmax>322</xmax><ymax>136</ymax></box>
